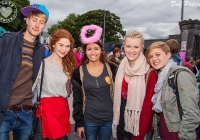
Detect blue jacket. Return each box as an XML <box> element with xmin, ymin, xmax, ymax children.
<box><xmin>0</xmin><ymin>28</ymin><xmax>45</xmax><ymax>125</ymax></box>
<box><xmin>171</xmin><ymin>53</ymin><xmax>182</xmax><ymax>66</ymax></box>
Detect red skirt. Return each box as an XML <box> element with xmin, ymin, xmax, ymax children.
<box><xmin>38</xmin><ymin>97</ymin><xmax>71</xmax><ymax>139</ymax></box>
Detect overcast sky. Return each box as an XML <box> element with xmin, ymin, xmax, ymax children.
<box><xmin>29</xmin><ymin>0</ymin><xmax>200</xmax><ymax>39</ymax></box>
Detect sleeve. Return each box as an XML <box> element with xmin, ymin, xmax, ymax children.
<box><xmin>32</xmin><ymin>62</ymin><xmax>43</xmax><ymax>104</ymax></box>
<box><xmin>132</xmin><ymin>70</ymin><xmax>158</xmax><ymax>140</ymax></box>
<box><xmin>177</xmin><ymin>71</ymin><xmax>200</xmax><ymax>140</ymax></box>
<box><xmin>109</xmin><ymin>63</ymin><xmax>118</xmax><ymax>82</ymax></box>
<box><xmin>0</xmin><ymin>36</ymin><xmax>3</xmax><ymax>61</ymax></box>
<box><xmin>0</xmin><ymin>34</ymin><xmax>6</xmax><ymax>64</ymax></box>
<box><xmin>71</xmin><ymin>67</ymin><xmax>84</xmax><ymax>130</ymax></box>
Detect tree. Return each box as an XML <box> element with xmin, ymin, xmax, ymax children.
<box><xmin>47</xmin><ymin>10</ymin><xmax>126</xmax><ymax>47</ymax></box>
<box><xmin>1</xmin><ymin>0</ymin><xmax>30</xmax><ymax>32</ymax></box>
<box><xmin>48</xmin><ymin>13</ymin><xmax>79</xmax><ymax>46</ymax></box>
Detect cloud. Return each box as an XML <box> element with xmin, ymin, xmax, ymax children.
<box><xmin>29</xmin><ymin>0</ymin><xmax>199</xmax><ymax>38</ymax></box>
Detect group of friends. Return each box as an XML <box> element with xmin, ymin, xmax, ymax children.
<box><xmin>0</xmin><ymin>3</ymin><xmax>200</xmax><ymax>140</ymax></box>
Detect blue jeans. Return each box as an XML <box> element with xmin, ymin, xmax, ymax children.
<box><xmin>84</xmin><ymin>120</ymin><xmax>112</xmax><ymax>140</ymax></box>
<box><xmin>0</xmin><ymin>109</ymin><xmax>33</xmax><ymax>140</ymax></box>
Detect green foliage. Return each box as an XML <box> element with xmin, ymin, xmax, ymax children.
<box><xmin>47</xmin><ymin>9</ymin><xmax>126</xmax><ymax>47</ymax></box>
<box><xmin>1</xmin><ymin>0</ymin><xmax>30</xmax><ymax>32</ymax></box>
<box><xmin>47</xmin><ymin>13</ymin><xmax>79</xmax><ymax>46</ymax></box>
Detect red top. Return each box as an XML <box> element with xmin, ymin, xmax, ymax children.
<box><xmin>75</xmin><ymin>53</ymin><xmax>82</xmax><ymax>66</ymax></box>
<box><xmin>184</xmin><ymin>62</ymin><xmax>193</xmax><ymax>72</ymax></box>
<box><xmin>122</xmin><ymin>78</ymin><xmax>128</xmax><ymax>99</ymax></box>
<box><xmin>131</xmin><ymin>70</ymin><xmax>158</xmax><ymax>140</ymax></box>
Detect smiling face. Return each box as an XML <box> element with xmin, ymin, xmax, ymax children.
<box><xmin>26</xmin><ymin>14</ymin><xmax>46</xmax><ymax>37</ymax></box>
<box><xmin>115</xmin><ymin>51</ymin><xmax>121</xmax><ymax>58</ymax></box>
<box><xmin>85</xmin><ymin>43</ymin><xmax>102</xmax><ymax>62</ymax></box>
<box><xmin>124</xmin><ymin>37</ymin><xmax>143</xmax><ymax>65</ymax></box>
<box><xmin>52</xmin><ymin>38</ymin><xmax>71</xmax><ymax>58</ymax></box>
<box><xmin>148</xmin><ymin>48</ymin><xmax>171</xmax><ymax>70</ymax></box>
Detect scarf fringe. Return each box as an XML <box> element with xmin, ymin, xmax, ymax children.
<box><xmin>112</xmin><ymin>124</ymin><xmax>117</xmax><ymax>138</ymax></box>
<box><xmin>124</xmin><ymin>109</ymin><xmax>140</xmax><ymax>136</ymax></box>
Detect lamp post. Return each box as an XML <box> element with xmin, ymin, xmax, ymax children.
<box><xmin>180</xmin><ymin>0</ymin><xmax>184</xmax><ymax>52</ymax></box>
<box><xmin>103</xmin><ymin>13</ymin><xmax>106</xmax><ymax>44</ymax></box>
<box><xmin>181</xmin><ymin>0</ymin><xmax>184</xmax><ymax>21</ymax></box>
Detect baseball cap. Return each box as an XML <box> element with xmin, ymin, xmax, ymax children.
<box><xmin>21</xmin><ymin>4</ymin><xmax>49</xmax><ymax>19</ymax></box>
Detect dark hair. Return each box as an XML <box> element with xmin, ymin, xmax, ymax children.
<box><xmin>185</xmin><ymin>57</ymin><xmax>190</xmax><ymax>62</ymax></box>
<box><xmin>110</xmin><ymin>47</ymin><xmax>123</xmax><ymax>60</ymax></box>
<box><xmin>81</xmin><ymin>40</ymin><xmax>109</xmax><ymax>65</ymax></box>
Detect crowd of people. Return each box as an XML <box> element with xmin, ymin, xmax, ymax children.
<box><xmin>0</xmin><ymin>3</ymin><xmax>200</xmax><ymax>140</ymax></box>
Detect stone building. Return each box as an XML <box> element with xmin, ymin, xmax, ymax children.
<box><xmin>179</xmin><ymin>19</ymin><xmax>200</xmax><ymax>60</ymax></box>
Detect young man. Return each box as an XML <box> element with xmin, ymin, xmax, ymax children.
<box><xmin>0</xmin><ymin>4</ymin><xmax>49</xmax><ymax>140</ymax></box>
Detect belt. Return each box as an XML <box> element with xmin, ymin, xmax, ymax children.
<box><xmin>8</xmin><ymin>105</ymin><xmax>33</xmax><ymax>111</ymax></box>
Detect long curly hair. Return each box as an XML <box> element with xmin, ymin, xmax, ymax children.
<box><xmin>50</xmin><ymin>29</ymin><xmax>77</xmax><ymax>79</ymax></box>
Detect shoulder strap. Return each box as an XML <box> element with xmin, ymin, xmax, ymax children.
<box><xmin>79</xmin><ymin>65</ymin><xmax>86</xmax><ymax>113</ymax></box>
<box><xmin>105</xmin><ymin>63</ymin><xmax>114</xmax><ymax>100</ymax></box>
<box><xmin>38</xmin><ymin>60</ymin><xmax>45</xmax><ymax>101</ymax></box>
<box><xmin>79</xmin><ymin>65</ymin><xmax>83</xmax><ymax>84</ymax></box>
<box><xmin>168</xmin><ymin>68</ymin><xmax>188</xmax><ymax>120</ymax></box>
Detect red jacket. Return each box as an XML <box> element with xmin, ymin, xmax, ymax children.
<box><xmin>132</xmin><ymin>70</ymin><xmax>158</xmax><ymax>140</ymax></box>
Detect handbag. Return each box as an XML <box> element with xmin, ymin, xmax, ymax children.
<box><xmin>29</xmin><ymin>60</ymin><xmax>45</xmax><ymax>140</ymax></box>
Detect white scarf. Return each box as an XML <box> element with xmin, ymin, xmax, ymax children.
<box><xmin>152</xmin><ymin>59</ymin><xmax>177</xmax><ymax>113</ymax></box>
<box><xmin>112</xmin><ymin>53</ymin><xmax>150</xmax><ymax>137</ymax></box>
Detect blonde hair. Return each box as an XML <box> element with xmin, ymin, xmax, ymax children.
<box><xmin>27</xmin><ymin>11</ymin><xmax>48</xmax><ymax>23</ymax></box>
<box><xmin>145</xmin><ymin>41</ymin><xmax>170</xmax><ymax>64</ymax></box>
<box><xmin>124</xmin><ymin>30</ymin><xmax>144</xmax><ymax>48</ymax></box>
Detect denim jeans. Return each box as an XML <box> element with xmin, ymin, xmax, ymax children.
<box><xmin>0</xmin><ymin>109</ymin><xmax>33</xmax><ymax>140</ymax></box>
<box><xmin>84</xmin><ymin>120</ymin><xmax>112</xmax><ymax>140</ymax></box>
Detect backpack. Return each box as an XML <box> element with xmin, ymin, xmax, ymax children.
<box><xmin>168</xmin><ymin>68</ymin><xmax>189</xmax><ymax>120</ymax></box>
<box><xmin>168</xmin><ymin>67</ymin><xmax>200</xmax><ymax>135</ymax></box>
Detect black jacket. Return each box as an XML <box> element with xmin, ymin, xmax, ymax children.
<box><xmin>0</xmin><ymin>28</ymin><xmax>45</xmax><ymax>125</ymax></box>
<box><xmin>72</xmin><ymin>63</ymin><xmax>117</xmax><ymax>130</ymax></box>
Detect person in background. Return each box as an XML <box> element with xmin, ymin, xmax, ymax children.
<box><xmin>190</xmin><ymin>60</ymin><xmax>198</xmax><ymax>76</ymax></box>
<box><xmin>196</xmin><ymin>59</ymin><xmax>200</xmax><ymax>78</ymax></box>
<box><xmin>0</xmin><ymin>4</ymin><xmax>49</xmax><ymax>140</ymax></box>
<box><xmin>72</xmin><ymin>24</ymin><xmax>117</xmax><ymax>140</ymax></box>
<box><xmin>166</xmin><ymin>39</ymin><xmax>182</xmax><ymax>66</ymax></box>
<box><xmin>145</xmin><ymin>41</ymin><xmax>200</xmax><ymax>140</ymax></box>
<box><xmin>44</xmin><ymin>44</ymin><xmax>51</xmax><ymax>58</ymax></box>
<box><xmin>110</xmin><ymin>47</ymin><xmax>123</xmax><ymax>66</ymax></box>
<box><xmin>75</xmin><ymin>47</ymin><xmax>83</xmax><ymax>66</ymax></box>
<box><xmin>196</xmin><ymin>59</ymin><xmax>200</xmax><ymax>92</ymax></box>
<box><xmin>73</xmin><ymin>47</ymin><xmax>77</xmax><ymax>54</ymax></box>
<box><xmin>112</xmin><ymin>31</ymin><xmax>158</xmax><ymax>140</ymax></box>
<box><xmin>184</xmin><ymin>57</ymin><xmax>193</xmax><ymax>72</ymax></box>
<box><xmin>33</xmin><ymin>29</ymin><xmax>77</xmax><ymax>140</ymax></box>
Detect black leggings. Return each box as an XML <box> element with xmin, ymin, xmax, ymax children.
<box><xmin>43</xmin><ymin>135</ymin><xmax>68</xmax><ymax>140</ymax></box>
<box><xmin>117</xmin><ymin>131</ymin><xmax>129</xmax><ymax>140</ymax></box>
